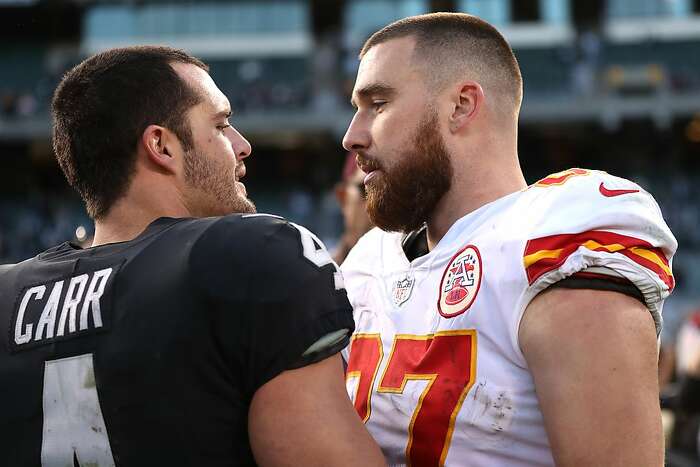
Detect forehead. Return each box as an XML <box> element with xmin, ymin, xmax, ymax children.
<box><xmin>171</xmin><ymin>61</ymin><xmax>229</xmax><ymax>112</ymax></box>
<box><xmin>355</xmin><ymin>36</ymin><xmax>419</xmax><ymax>92</ymax></box>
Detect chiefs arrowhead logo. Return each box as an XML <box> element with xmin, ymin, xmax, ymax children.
<box><xmin>438</xmin><ymin>245</ymin><xmax>482</xmax><ymax>318</ymax></box>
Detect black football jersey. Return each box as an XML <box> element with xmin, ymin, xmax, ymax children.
<box><xmin>0</xmin><ymin>214</ymin><xmax>355</xmax><ymax>466</ymax></box>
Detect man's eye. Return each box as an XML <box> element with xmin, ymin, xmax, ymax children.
<box><xmin>373</xmin><ymin>101</ymin><xmax>387</xmax><ymax>110</ymax></box>
<box><xmin>217</xmin><ymin>123</ymin><xmax>231</xmax><ymax>131</ymax></box>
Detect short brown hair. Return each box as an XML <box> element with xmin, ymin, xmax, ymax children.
<box><xmin>51</xmin><ymin>45</ymin><xmax>208</xmax><ymax>219</ymax></box>
<box><xmin>360</xmin><ymin>13</ymin><xmax>523</xmax><ymax>114</ymax></box>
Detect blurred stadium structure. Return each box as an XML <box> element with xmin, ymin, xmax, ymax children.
<box><xmin>1</xmin><ymin>0</ymin><xmax>700</xmax><ymax>463</ymax></box>
<box><xmin>2</xmin><ymin>4</ymin><xmax>700</xmax><ymax>272</ymax></box>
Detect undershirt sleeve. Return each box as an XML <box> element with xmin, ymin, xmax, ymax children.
<box><xmin>550</xmin><ymin>269</ymin><xmax>644</xmax><ymax>304</ymax></box>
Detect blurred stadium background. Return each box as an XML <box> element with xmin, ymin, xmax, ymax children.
<box><xmin>1</xmin><ymin>0</ymin><xmax>699</xmax><ymax>462</ymax></box>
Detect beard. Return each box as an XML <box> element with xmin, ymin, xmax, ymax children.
<box><xmin>183</xmin><ymin>149</ymin><xmax>256</xmax><ymax>217</ymax></box>
<box><xmin>362</xmin><ymin>111</ymin><xmax>453</xmax><ymax>233</ymax></box>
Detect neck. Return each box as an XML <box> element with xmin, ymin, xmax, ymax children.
<box><xmin>91</xmin><ymin>181</ymin><xmax>191</xmax><ymax>247</ymax></box>
<box><xmin>425</xmin><ymin>150</ymin><xmax>527</xmax><ymax>250</ymax></box>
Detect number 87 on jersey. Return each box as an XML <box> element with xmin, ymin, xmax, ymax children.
<box><xmin>345</xmin><ymin>330</ymin><xmax>477</xmax><ymax>467</ymax></box>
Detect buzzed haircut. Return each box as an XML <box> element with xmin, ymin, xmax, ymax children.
<box><xmin>360</xmin><ymin>12</ymin><xmax>523</xmax><ymax>114</ymax></box>
<box><xmin>51</xmin><ymin>46</ymin><xmax>208</xmax><ymax>219</ymax></box>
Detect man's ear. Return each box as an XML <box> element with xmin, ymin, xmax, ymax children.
<box><xmin>448</xmin><ymin>81</ymin><xmax>484</xmax><ymax>134</ymax></box>
<box><xmin>141</xmin><ymin>124</ymin><xmax>179</xmax><ymax>174</ymax></box>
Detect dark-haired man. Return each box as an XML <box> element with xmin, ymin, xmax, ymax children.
<box><xmin>0</xmin><ymin>46</ymin><xmax>385</xmax><ymax>467</ymax></box>
<box><xmin>341</xmin><ymin>13</ymin><xmax>676</xmax><ymax>466</ymax></box>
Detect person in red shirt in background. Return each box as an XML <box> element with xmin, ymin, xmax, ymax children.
<box><xmin>333</xmin><ymin>152</ymin><xmax>373</xmax><ymax>264</ymax></box>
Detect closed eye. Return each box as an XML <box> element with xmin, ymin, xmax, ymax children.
<box><xmin>214</xmin><ymin>108</ymin><xmax>233</xmax><ymax>130</ymax></box>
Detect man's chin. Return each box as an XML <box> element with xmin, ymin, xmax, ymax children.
<box><xmin>202</xmin><ymin>196</ymin><xmax>256</xmax><ymax>217</ymax></box>
<box><xmin>239</xmin><ymin>200</ymin><xmax>257</xmax><ymax>214</ymax></box>
<box><xmin>230</xmin><ymin>196</ymin><xmax>257</xmax><ymax>215</ymax></box>
<box><xmin>367</xmin><ymin>193</ymin><xmax>432</xmax><ymax>234</ymax></box>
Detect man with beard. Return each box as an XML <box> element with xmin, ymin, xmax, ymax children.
<box><xmin>341</xmin><ymin>13</ymin><xmax>676</xmax><ymax>466</ymax></box>
<box><xmin>0</xmin><ymin>46</ymin><xmax>386</xmax><ymax>467</ymax></box>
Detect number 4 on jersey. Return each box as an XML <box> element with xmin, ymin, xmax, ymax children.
<box><xmin>42</xmin><ymin>353</ymin><xmax>115</xmax><ymax>466</ymax></box>
<box><xmin>290</xmin><ymin>222</ymin><xmax>344</xmax><ymax>290</ymax></box>
<box><xmin>346</xmin><ymin>331</ymin><xmax>477</xmax><ymax>467</ymax></box>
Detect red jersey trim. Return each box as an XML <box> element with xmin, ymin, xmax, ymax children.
<box><xmin>523</xmin><ymin>230</ymin><xmax>674</xmax><ymax>291</ymax></box>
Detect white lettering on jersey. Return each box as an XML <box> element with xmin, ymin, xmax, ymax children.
<box><xmin>79</xmin><ymin>268</ymin><xmax>111</xmax><ymax>331</ymax></box>
<box><xmin>57</xmin><ymin>274</ymin><xmax>89</xmax><ymax>337</ymax></box>
<box><xmin>13</xmin><ymin>268</ymin><xmax>113</xmax><ymax>349</ymax></box>
<box><xmin>15</xmin><ymin>285</ymin><xmax>46</xmax><ymax>345</ymax></box>
<box><xmin>290</xmin><ymin>222</ymin><xmax>345</xmax><ymax>290</ymax></box>
<box><xmin>35</xmin><ymin>280</ymin><xmax>64</xmax><ymax>341</ymax></box>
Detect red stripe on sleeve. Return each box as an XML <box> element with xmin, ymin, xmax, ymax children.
<box><xmin>524</xmin><ymin>230</ymin><xmax>673</xmax><ymax>290</ymax></box>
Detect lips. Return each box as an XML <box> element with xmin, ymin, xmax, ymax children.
<box><xmin>356</xmin><ymin>154</ymin><xmax>381</xmax><ymax>175</ymax></box>
<box><xmin>235</xmin><ymin>163</ymin><xmax>246</xmax><ymax>181</ymax></box>
<box><xmin>356</xmin><ymin>155</ymin><xmax>383</xmax><ymax>188</ymax></box>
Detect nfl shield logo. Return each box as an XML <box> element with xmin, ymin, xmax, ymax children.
<box><xmin>391</xmin><ymin>275</ymin><xmax>415</xmax><ymax>307</ymax></box>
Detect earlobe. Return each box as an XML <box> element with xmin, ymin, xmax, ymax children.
<box><xmin>449</xmin><ymin>81</ymin><xmax>484</xmax><ymax>134</ymax></box>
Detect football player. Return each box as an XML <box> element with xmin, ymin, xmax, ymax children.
<box><xmin>341</xmin><ymin>13</ymin><xmax>676</xmax><ymax>466</ymax></box>
<box><xmin>0</xmin><ymin>46</ymin><xmax>385</xmax><ymax>466</ymax></box>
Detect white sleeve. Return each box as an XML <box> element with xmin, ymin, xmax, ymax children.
<box><xmin>520</xmin><ymin>170</ymin><xmax>677</xmax><ymax>334</ymax></box>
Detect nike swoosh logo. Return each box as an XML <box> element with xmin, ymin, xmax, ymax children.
<box><xmin>599</xmin><ymin>182</ymin><xmax>640</xmax><ymax>197</ymax></box>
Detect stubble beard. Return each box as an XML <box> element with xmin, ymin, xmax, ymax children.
<box><xmin>183</xmin><ymin>149</ymin><xmax>256</xmax><ymax>217</ymax></box>
<box><xmin>364</xmin><ymin>111</ymin><xmax>453</xmax><ymax>233</ymax></box>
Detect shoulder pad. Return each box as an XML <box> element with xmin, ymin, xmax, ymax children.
<box><xmin>191</xmin><ymin>213</ymin><xmax>343</xmax><ymax>301</ymax></box>
<box><xmin>522</xmin><ymin>168</ymin><xmax>676</xmax><ymax>331</ymax></box>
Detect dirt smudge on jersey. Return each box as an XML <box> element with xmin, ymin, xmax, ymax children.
<box><xmin>462</xmin><ymin>379</ymin><xmax>515</xmax><ymax>440</ymax></box>
<box><xmin>83</xmin><ymin>369</ymin><xmax>96</xmax><ymax>388</ymax></box>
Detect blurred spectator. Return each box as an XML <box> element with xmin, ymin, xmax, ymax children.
<box><xmin>662</xmin><ymin>307</ymin><xmax>700</xmax><ymax>466</ymax></box>
<box><xmin>332</xmin><ymin>152</ymin><xmax>372</xmax><ymax>264</ymax></box>
<box><xmin>675</xmin><ymin>309</ymin><xmax>700</xmax><ymax>450</ymax></box>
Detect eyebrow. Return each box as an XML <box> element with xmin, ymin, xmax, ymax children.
<box><xmin>213</xmin><ymin>109</ymin><xmax>232</xmax><ymax>120</ymax></box>
<box><xmin>350</xmin><ymin>83</ymin><xmax>396</xmax><ymax>108</ymax></box>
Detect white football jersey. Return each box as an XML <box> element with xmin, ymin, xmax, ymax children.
<box><xmin>342</xmin><ymin>169</ymin><xmax>676</xmax><ymax>467</ymax></box>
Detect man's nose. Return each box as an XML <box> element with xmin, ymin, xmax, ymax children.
<box><xmin>342</xmin><ymin>114</ymin><xmax>370</xmax><ymax>152</ymax></box>
<box><xmin>229</xmin><ymin>127</ymin><xmax>252</xmax><ymax>160</ymax></box>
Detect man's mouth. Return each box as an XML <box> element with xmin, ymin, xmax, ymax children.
<box><xmin>356</xmin><ymin>154</ymin><xmax>381</xmax><ymax>175</ymax></box>
<box><xmin>235</xmin><ymin>163</ymin><xmax>246</xmax><ymax>181</ymax></box>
